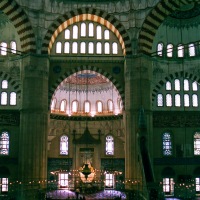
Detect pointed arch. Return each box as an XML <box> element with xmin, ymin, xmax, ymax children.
<box><xmin>0</xmin><ymin>0</ymin><xmax>36</xmax><ymax>53</ymax></box>
<box><xmin>48</xmin><ymin>65</ymin><xmax>125</xmax><ymax>110</ymax></box>
<box><xmin>139</xmin><ymin>0</ymin><xmax>198</xmax><ymax>55</ymax></box>
<box><xmin>42</xmin><ymin>8</ymin><xmax>132</xmax><ymax>55</ymax></box>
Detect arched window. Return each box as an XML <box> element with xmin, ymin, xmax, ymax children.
<box><xmin>64</xmin><ymin>29</ymin><xmax>70</xmax><ymax>39</ymax></box>
<box><xmin>88</xmin><ymin>23</ymin><xmax>94</xmax><ymax>37</ymax></box>
<box><xmin>0</xmin><ymin>42</ymin><xmax>7</xmax><ymax>56</ymax></box>
<box><xmin>174</xmin><ymin>79</ymin><xmax>180</xmax><ymax>91</ymax></box>
<box><xmin>189</xmin><ymin>43</ymin><xmax>195</xmax><ymax>57</ymax></box>
<box><xmin>184</xmin><ymin>79</ymin><xmax>189</xmax><ymax>91</ymax></box>
<box><xmin>194</xmin><ymin>132</ymin><xmax>200</xmax><ymax>155</ymax></box>
<box><xmin>84</xmin><ymin>101</ymin><xmax>90</xmax><ymax>113</ymax></box>
<box><xmin>163</xmin><ymin>132</ymin><xmax>172</xmax><ymax>156</ymax></box>
<box><xmin>157</xmin><ymin>94</ymin><xmax>163</xmax><ymax>107</ymax></box>
<box><xmin>167</xmin><ymin>44</ymin><xmax>173</xmax><ymax>57</ymax></box>
<box><xmin>157</xmin><ymin>43</ymin><xmax>163</xmax><ymax>56</ymax></box>
<box><xmin>166</xmin><ymin>94</ymin><xmax>172</xmax><ymax>107</ymax></box>
<box><xmin>184</xmin><ymin>94</ymin><xmax>190</xmax><ymax>107</ymax></box>
<box><xmin>58</xmin><ymin>173</ymin><xmax>68</xmax><ymax>188</ymax></box>
<box><xmin>10</xmin><ymin>41</ymin><xmax>17</xmax><ymax>54</ymax></box>
<box><xmin>0</xmin><ymin>131</ymin><xmax>9</xmax><ymax>155</ymax></box>
<box><xmin>104</xmin><ymin>30</ymin><xmax>109</xmax><ymax>40</ymax></box>
<box><xmin>177</xmin><ymin>44</ymin><xmax>184</xmax><ymax>57</ymax></box>
<box><xmin>96</xmin><ymin>101</ymin><xmax>103</xmax><ymax>113</ymax></box>
<box><xmin>64</xmin><ymin>42</ymin><xmax>70</xmax><ymax>53</ymax></box>
<box><xmin>73</xmin><ymin>25</ymin><xmax>78</xmax><ymax>39</ymax></box>
<box><xmin>166</xmin><ymin>81</ymin><xmax>171</xmax><ymax>90</ymax></box>
<box><xmin>106</xmin><ymin>135</ymin><xmax>114</xmax><ymax>155</ymax></box>
<box><xmin>96</xmin><ymin>26</ymin><xmax>102</xmax><ymax>39</ymax></box>
<box><xmin>163</xmin><ymin>178</ymin><xmax>174</xmax><ymax>195</ymax></box>
<box><xmin>192</xmin><ymin>94</ymin><xmax>198</xmax><ymax>107</ymax></box>
<box><xmin>96</xmin><ymin>42</ymin><xmax>102</xmax><ymax>54</ymax></box>
<box><xmin>193</xmin><ymin>82</ymin><xmax>198</xmax><ymax>91</ymax></box>
<box><xmin>88</xmin><ymin>42</ymin><xmax>94</xmax><ymax>54</ymax></box>
<box><xmin>60</xmin><ymin>135</ymin><xmax>68</xmax><ymax>155</ymax></box>
<box><xmin>2</xmin><ymin>80</ymin><xmax>8</xmax><ymax>89</ymax></box>
<box><xmin>1</xmin><ymin>92</ymin><xmax>7</xmax><ymax>105</ymax></box>
<box><xmin>104</xmin><ymin>42</ymin><xmax>110</xmax><ymax>54</ymax></box>
<box><xmin>72</xmin><ymin>42</ymin><xmax>78</xmax><ymax>54</ymax></box>
<box><xmin>112</xmin><ymin>42</ymin><xmax>118</xmax><ymax>54</ymax></box>
<box><xmin>107</xmin><ymin>100</ymin><xmax>114</xmax><ymax>112</ymax></box>
<box><xmin>175</xmin><ymin>94</ymin><xmax>181</xmax><ymax>107</ymax></box>
<box><xmin>51</xmin><ymin>98</ymin><xmax>57</xmax><ymax>111</ymax></box>
<box><xmin>81</xmin><ymin>23</ymin><xmax>86</xmax><ymax>37</ymax></box>
<box><xmin>56</xmin><ymin>42</ymin><xmax>62</xmax><ymax>53</ymax></box>
<box><xmin>60</xmin><ymin>100</ymin><xmax>67</xmax><ymax>112</ymax></box>
<box><xmin>80</xmin><ymin>42</ymin><xmax>86</xmax><ymax>54</ymax></box>
<box><xmin>10</xmin><ymin>92</ymin><xmax>17</xmax><ymax>105</ymax></box>
<box><xmin>72</xmin><ymin>100</ymin><xmax>78</xmax><ymax>113</ymax></box>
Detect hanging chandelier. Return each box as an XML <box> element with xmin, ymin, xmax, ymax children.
<box><xmin>79</xmin><ymin>163</ymin><xmax>95</xmax><ymax>182</ymax></box>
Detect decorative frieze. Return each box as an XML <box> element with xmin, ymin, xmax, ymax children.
<box><xmin>153</xmin><ymin>111</ymin><xmax>200</xmax><ymax>127</ymax></box>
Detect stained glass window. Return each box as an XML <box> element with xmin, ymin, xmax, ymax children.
<box><xmin>106</xmin><ymin>135</ymin><xmax>114</xmax><ymax>155</ymax></box>
<box><xmin>10</xmin><ymin>41</ymin><xmax>16</xmax><ymax>54</ymax></box>
<box><xmin>196</xmin><ymin>178</ymin><xmax>200</xmax><ymax>192</ymax></box>
<box><xmin>72</xmin><ymin>100</ymin><xmax>78</xmax><ymax>113</ymax></box>
<box><xmin>88</xmin><ymin>23</ymin><xmax>94</xmax><ymax>37</ymax></box>
<box><xmin>163</xmin><ymin>178</ymin><xmax>174</xmax><ymax>195</ymax></box>
<box><xmin>80</xmin><ymin>42</ymin><xmax>86</xmax><ymax>54</ymax></box>
<box><xmin>10</xmin><ymin>92</ymin><xmax>17</xmax><ymax>105</ymax></box>
<box><xmin>194</xmin><ymin>132</ymin><xmax>200</xmax><ymax>155</ymax></box>
<box><xmin>108</xmin><ymin>100</ymin><xmax>114</xmax><ymax>112</ymax></box>
<box><xmin>81</xmin><ymin>23</ymin><xmax>86</xmax><ymax>37</ymax></box>
<box><xmin>189</xmin><ymin>43</ymin><xmax>195</xmax><ymax>57</ymax></box>
<box><xmin>73</xmin><ymin>25</ymin><xmax>78</xmax><ymax>39</ymax></box>
<box><xmin>184</xmin><ymin>94</ymin><xmax>189</xmax><ymax>107</ymax></box>
<box><xmin>60</xmin><ymin>100</ymin><xmax>67</xmax><ymax>112</ymax></box>
<box><xmin>1</xmin><ymin>92</ymin><xmax>7</xmax><ymax>105</ymax></box>
<box><xmin>96</xmin><ymin>42</ymin><xmax>102</xmax><ymax>54</ymax></box>
<box><xmin>60</xmin><ymin>135</ymin><xmax>68</xmax><ymax>155</ymax></box>
<box><xmin>167</xmin><ymin>44</ymin><xmax>173</xmax><ymax>57</ymax></box>
<box><xmin>157</xmin><ymin>43</ymin><xmax>163</xmax><ymax>56</ymax></box>
<box><xmin>192</xmin><ymin>94</ymin><xmax>198</xmax><ymax>107</ymax></box>
<box><xmin>2</xmin><ymin>80</ymin><xmax>8</xmax><ymax>89</ymax></box>
<box><xmin>157</xmin><ymin>94</ymin><xmax>163</xmax><ymax>107</ymax></box>
<box><xmin>174</xmin><ymin>79</ymin><xmax>180</xmax><ymax>91</ymax></box>
<box><xmin>58</xmin><ymin>173</ymin><xmax>68</xmax><ymax>188</ymax></box>
<box><xmin>64</xmin><ymin>42</ymin><xmax>70</xmax><ymax>53</ymax></box>
<box><xmin>166</xmin><ymin>81</ymin><xmax>171</xmax><ymax>90</ymax></box>
<box><xmin>175</xmin><ymin>94</ymin><xmax>181</xmax><ymax>107</ymax></box>
<box><xmin>105</xmin><ymin>173</ymin><xmax>114</xmax><ymax>188</ymax></box>
<box><xmin>104</xmin><ymin>42</ymin><xmax>110</xmax><ymax>54</ymax></box>
<box><xmin>88</xmin><ymin>42</ymin><xmax>94</xmax><ymax>54</ymax></box>
<box><xmin>96</xmin><ymin>26</ymin><xmax>102</xmax><ymax>39</ymax></box>
<box><xmin>0</xmin><ymin>131</ymin><xmax>9</xmax><ymax>155</ymax></box>
<box><xmin>112</xmin><ymin>42</ymin><xmax>118</xmax><ymax>54</ymax></box>
<box><xmin>56</xmin><ymin>42</ymin><xmax>62</xmax><ymax>53</ymax></box>
<box><xmin>0</xmin><ymin>178</ymin><xmax>8</xmax><ymax>193</ymax></box>
<box><xmin>166</xmin><ymin>94</ymin><xmax>172</xmax><ymax>107</ymax></box>
<box><xmin>192</xmin><ymin>82</ymin><xmax>198</xmax><ymax>91</ymax></box>
<box><xmin>97</xmin><ymin>101</ymin><xmax>103</xmax><ymax>113</ymax></box>
<box><xmin>184</xmin><ymin>79</ymin><xmax>189</xmax><ymax>91</ymax></box>
<box><xmin>65</xmin><ymin>29</ymin><xmax>70</xmax><ymax>39</ymax></box>
<box><xmin>163</xmin><ymin>132</ymin><xmax>172</xmax><ymax>156</ymax></box>
<box><xmin>177</xmin><ymin>44</ymin><xmax>184</xmax><ymax>57</ymax></box>
<box><xmin>104</xmin><ymin>30</ymin><xmax>109</xmax><ymax>40</ymax></box>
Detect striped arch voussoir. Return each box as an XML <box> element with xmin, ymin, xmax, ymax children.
<box><xmin>139</xmin><ymin>0</ymin><xmax>197</xmax><ymax>55</ymax></box>
<box><xmin>0</xmin><ymin>0</ymin><xmax>36</xmax><ymax>53</ymax></box>
<box><xmin>0</xmin><ymin>71</ymin><xmax>21</xmax><ymax>94</ymax></box>
<box><xmin>48</xmin><ymin>65</ymin><xmax>125</xmax><ymax>110</ymax></box>
<box><xmin>152</xmin><ymin>71</ymin><xmax>200</xmax><ymax>104</ymax></box>
<box><xmin>42</xmin><ymin>7</ymin><xmax>132</xmax><ymax>56</ymax></box>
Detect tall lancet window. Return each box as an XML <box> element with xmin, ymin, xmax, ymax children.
<box><xmin>162</xmin><ymin>132</ymin><xmax>172</xmax><ymax>156</ymax></box>
<box><xmin>106</xmin><ymin>135</ymin><xmax>114</xmax><ymax>155</ymax></box>
<box><xmin>0</xmin><ymin>131</ymin><xmax>9</xmax><ymax>155</ymax></box>
<box><xmin>60</xmin><ymin>135</ymin><xmax>68</xmax><ymax>155</ymax></box>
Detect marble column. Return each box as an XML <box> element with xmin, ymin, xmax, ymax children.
<box><xmin>18</xmin><ymin>55</ymin><xmax>49</xmax><ymax>199</ymax></box>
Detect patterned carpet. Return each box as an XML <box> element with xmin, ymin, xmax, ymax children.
<box><xmin>46</xmin><ymin>189</ymin><xmax>126</xmax><ymax>199</ymax></box>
